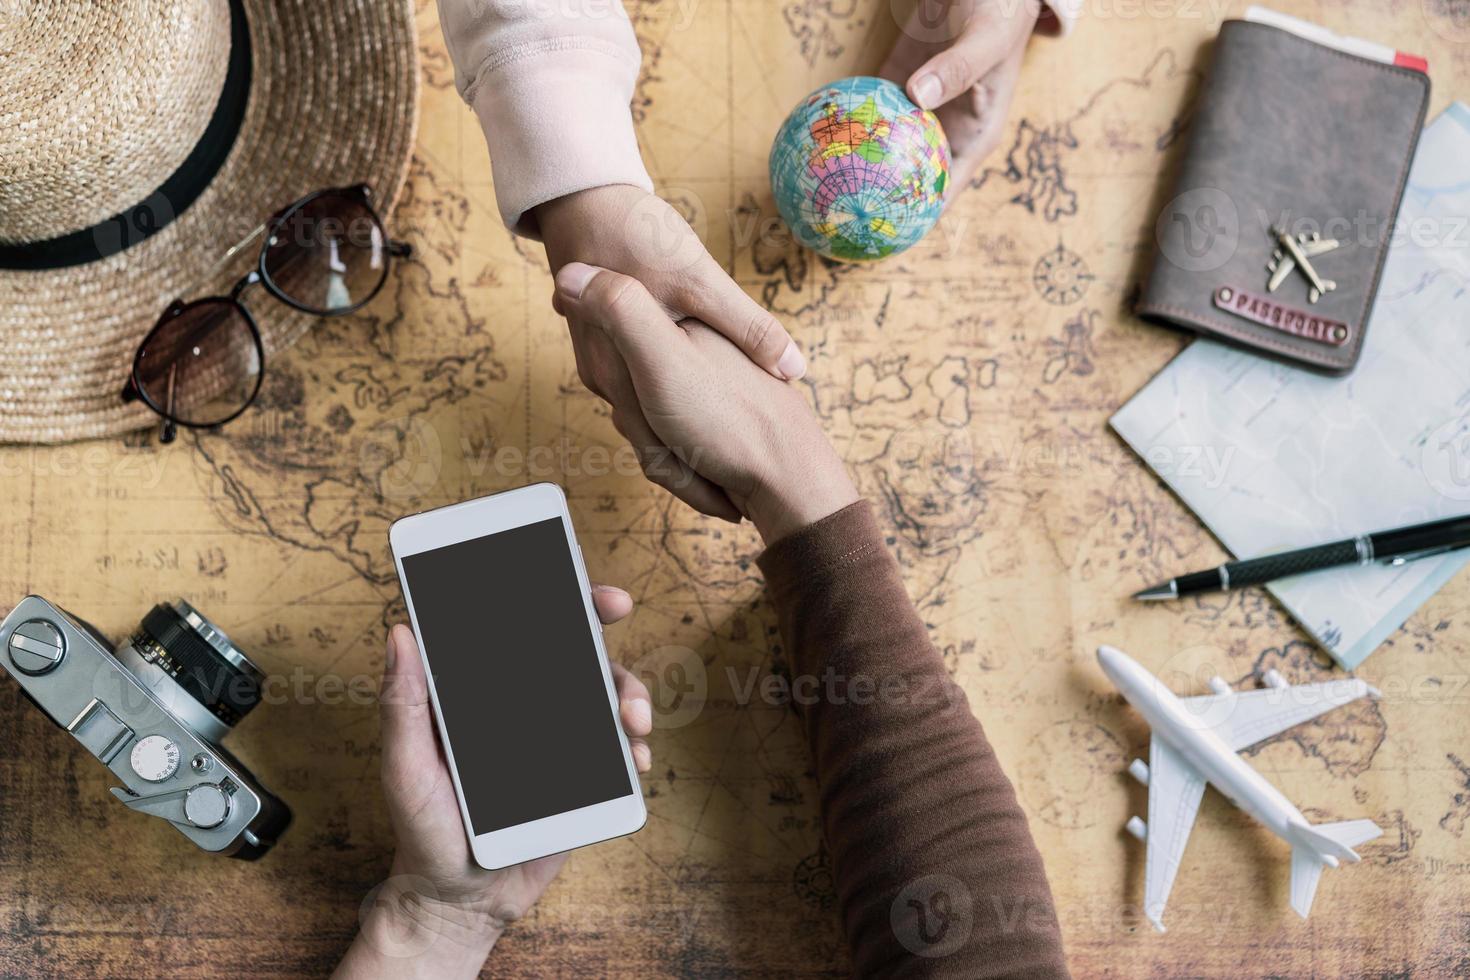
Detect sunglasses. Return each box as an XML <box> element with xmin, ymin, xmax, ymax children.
<box><xmin>121</xmin><ymin>184</ymin><xmax>412</xmax><ymax>443</ymax></box>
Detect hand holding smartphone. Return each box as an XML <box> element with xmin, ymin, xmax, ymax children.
<box><xmin>389</xmin><ymin>483</ymin><xmax>646</xmax><ymax>870</ymax></box>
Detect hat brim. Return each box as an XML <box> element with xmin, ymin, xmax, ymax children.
<box><xmin>0</xmin><ymin>0</ymin><xmax>420</xmax><ymax>444</ymax></box>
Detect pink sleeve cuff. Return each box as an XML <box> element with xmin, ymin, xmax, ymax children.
<box><xmin>463</xmin><ymin>37</ymin><xmax>652</xmax><ymax>237</ymax></box>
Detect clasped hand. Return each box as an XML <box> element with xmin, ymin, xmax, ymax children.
<box><xmin>538</xmin><ymin>185</ymin><xmax>815</xmax><ymax>523</ymax></box>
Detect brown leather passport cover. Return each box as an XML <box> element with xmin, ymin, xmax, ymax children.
<box><xmin>1140</xmin><ymin>19</ymin><xmax>1430</xmax><ymax>374</ymax></box>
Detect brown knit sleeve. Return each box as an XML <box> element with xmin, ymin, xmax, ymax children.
<box><xmin>757</xmin><ymin>502</ymin><xmax>1070</xmax><ymax>978</ymax></box>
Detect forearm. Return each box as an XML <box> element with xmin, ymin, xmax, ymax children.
<box><xmin>333</xmin><ymin>871</ymin><xmax>503</xmax><ymax>980</ymax></box>
<box><xmin>757</xmin><ymin>502</ymin><xmax>1069</xmax><ymax>978</ymax></box>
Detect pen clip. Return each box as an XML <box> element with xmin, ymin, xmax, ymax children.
<box><xmin>1382</xmin><ymin>544</ymin><xmax>1467</xmax><ymax>566</ymax></box>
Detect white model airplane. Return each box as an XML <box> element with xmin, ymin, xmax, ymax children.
<box><xmin>1097</xmin><ymin>645</ymin><xmax>1382</xmax><ymax>932</ymax></box>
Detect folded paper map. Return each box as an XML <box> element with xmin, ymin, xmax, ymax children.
<box><xmin>1112</xmin><ymin>104</ymin><xmax>1470</xmax><ymax>669</ymax></box>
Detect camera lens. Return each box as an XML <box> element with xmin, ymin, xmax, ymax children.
<box><xmin>128</xmin><ymin>600</ymin><xmax>265</xmax><ymax>730</ymax></box>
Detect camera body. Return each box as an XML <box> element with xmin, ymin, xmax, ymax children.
<box><xmin>0</xmin><ymin>595</ymin><xmax>291</xmax><ymax>859</ymax></box>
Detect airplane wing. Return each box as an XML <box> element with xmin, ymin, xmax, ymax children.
<box><xmin>1183</xmin><ymin>677</ymin><xmax>1376</xmax><ymax>753</ymax></box>
<box><xmin>1143</xmin><ymin>736</ymin><xmax>1207</xmax><ymax>932</ymax></box>
<box><xmin>1267</xmin><ymin>255</ymin><xmax>1296</xmax><ymax>291</ymax></box>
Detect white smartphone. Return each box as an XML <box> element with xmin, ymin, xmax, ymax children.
<box><xmin>389</xmin><ymin>482</ymin><xmax>646</xmax><ymax>869</ymax></box>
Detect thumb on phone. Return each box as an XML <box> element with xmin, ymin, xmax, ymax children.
<box><xmin>378</xmin><ymin>625</ymin><xmax>447</xmax><ymax>824</ymax></box>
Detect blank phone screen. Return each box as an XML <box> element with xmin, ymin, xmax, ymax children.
<box><xmin>400</xmin><ymin>517</ymin><xmax>632</xmax><ymax>834</ymax></box>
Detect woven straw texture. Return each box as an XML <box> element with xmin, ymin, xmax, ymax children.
<box><xmin>0</xmin><ymin>1</ymin><xmax>231</xmax><ymax>244</ymax></box>
<box><xmin>0</xmin><ymin>0</ymin><xmax>420</xmax><ymax>444</ymax></box>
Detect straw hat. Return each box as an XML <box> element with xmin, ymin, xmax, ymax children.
<box><xmin>0</xmin><ymin>0</ymin><xmax>419</xmax><ymax>443</ymax></box>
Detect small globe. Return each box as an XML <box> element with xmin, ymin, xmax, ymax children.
<box><xmin>769</xmin><ymin>76</ymin><xmax>950</xmax><ymax>262</ymax></box>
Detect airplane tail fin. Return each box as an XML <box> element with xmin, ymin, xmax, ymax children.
<box><xmin>1286</xmin><ymin>819</ymin><xmax>1383</xmax><ymax>918</ymax></box>
<box><xmin>1289</xmin><ymin>847</ymin><xmax>1325</xmax><ymax>919</ymax></box>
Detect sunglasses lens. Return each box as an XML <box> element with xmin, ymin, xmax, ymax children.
<box><xmin>134</xmin><ymin>300</ymin><xmax>261</xmax><ymax>426</ymax></box>
<box><xmin>263</xmin><ymin>191</ymin><xmax>390</xmax><ymax>313</ymax></box>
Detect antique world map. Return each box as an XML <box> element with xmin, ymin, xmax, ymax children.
<box><xmin>3</xmin><ymin>1</ymin><xmax>1470</xmax><ymax>976</ymax></box>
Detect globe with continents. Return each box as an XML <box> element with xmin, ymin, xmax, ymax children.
<box><xmin>769</xmin><ymin>76</ymin><xmax>950</xmax><ymax>262</ymax></box>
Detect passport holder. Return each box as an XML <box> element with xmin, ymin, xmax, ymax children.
<box><xmin>1139</xmin><ymin>19</ymin><xmax>1430</xmax><ymax>374</ymax></box>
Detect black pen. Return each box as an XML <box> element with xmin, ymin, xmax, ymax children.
<box><xmin>1134</xmin><ymin>514</ymin><xmax>1470</xmax><ymax>601</ymax></box>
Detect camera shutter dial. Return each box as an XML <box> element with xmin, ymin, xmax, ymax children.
<box><xmin>8</xmin><ymin>619</ymin><xmax>65</xmax><ymax>675</ymax></box>
<box><xmin>130</xmin><ymin>735</ymin><xmax>181</xmax><ymax>782</ymax></box>
<box><xmin>183</xmin><ymin>784</ymin><xmax>232</xmax><ymax>829</ymax></box>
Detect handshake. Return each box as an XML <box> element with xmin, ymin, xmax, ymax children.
<box><xmin>342</xmin><ymin>191</ymin><xmax>869</xmax><ymax>979</ymax></box>
<box><xmin>537</xmin><ymin>184</ymin><xmax>860</xmax><ymax>545</ymax></box>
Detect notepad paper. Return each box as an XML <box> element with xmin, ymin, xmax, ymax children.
<box><xmin>1112</xmin><ymin>104</ymin><xmax>1470</xmax><ymax>670</ymax></box>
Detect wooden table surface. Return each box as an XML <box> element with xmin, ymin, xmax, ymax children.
<box><xmin>3</xmin><ymin>1</ymin><xmax>1470</xmax><ymax>975</ymax></box>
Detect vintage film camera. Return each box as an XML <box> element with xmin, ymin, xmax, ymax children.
<box><xmin>0</xmin><ymin>596</ymin><xmax>291</xmax><ymax>858</ymax></box>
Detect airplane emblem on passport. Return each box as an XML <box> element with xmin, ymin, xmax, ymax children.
<box><xmin>1266</xmin><ymin>225</ymin><xmax>1342</xmax><ymax>303</ymax></box>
